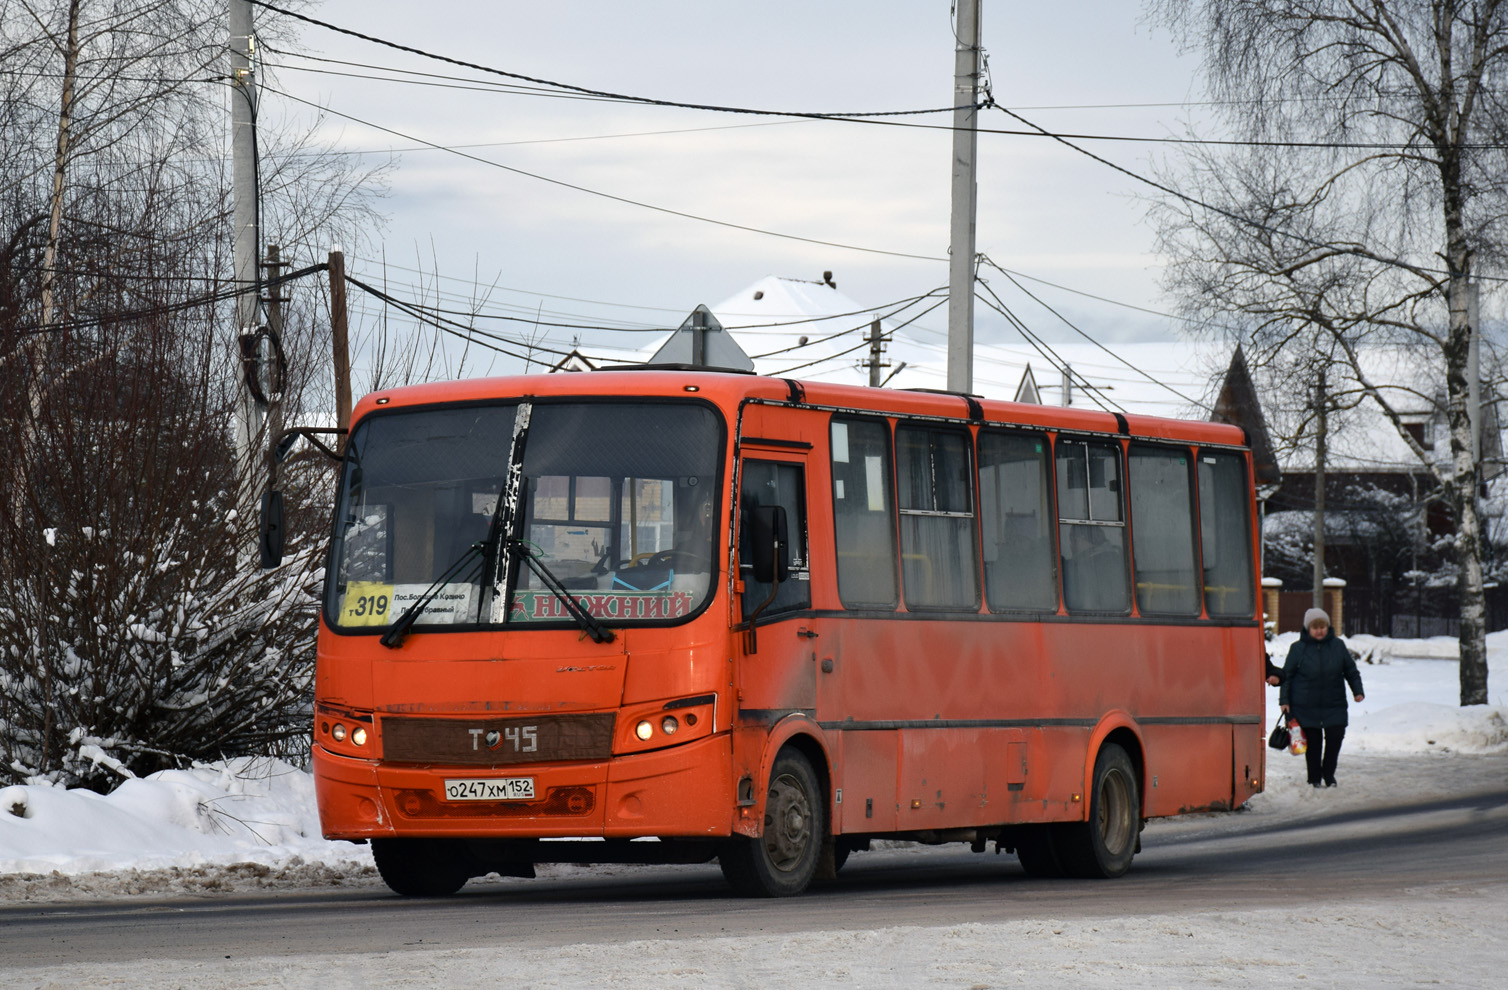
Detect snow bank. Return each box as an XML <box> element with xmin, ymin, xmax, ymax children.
<box><xmin>0</xmin><ymin>757</ymin><xmax>371</xmax><ymax>878</ymax></box>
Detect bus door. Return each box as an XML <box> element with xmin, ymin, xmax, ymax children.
<box><xmin>734</xmin><ymin>452</ymin><xmax>814</xmax><ymax>716</ymax></box>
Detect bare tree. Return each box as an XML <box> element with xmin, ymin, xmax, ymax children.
<box><xmin>0</xmin><ymin>0</ymin><xmax>386</xmax><ymax>787</ymax></box>
<box><xmin>1147</xmin><ymin>0</ymin><xmax>1508</xmax><ymax>705</ymax></box>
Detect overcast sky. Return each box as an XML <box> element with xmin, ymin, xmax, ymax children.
<box><xmin>253</xmin><ymin>1</ymin><xmax>1216</xmax><ymax>392</ymax></box>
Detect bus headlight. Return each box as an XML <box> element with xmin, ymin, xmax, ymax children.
<box><xmin>351</xmin><ymin>726</ymin><xmax>368</xmax><ymax>747</ymax></box>
<box><xmin>332</xmin><ymin>723</ymin><xmax>348</xmax><ymax>742</ymax></box>
<box><xmin>635</xmin><ymin>720</ymin><xmax>654</xmax><ymax>741</ymax></box>
<box><xmin>660</xmin><ymin>716</ymin><xmax>679</xmax><ymax>736</ymax></box>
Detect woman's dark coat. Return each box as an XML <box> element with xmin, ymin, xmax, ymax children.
<box><xmin>1279</xmin><ymin>629</ymin><xmax>1364</xmax><ymax>729</ymax></box>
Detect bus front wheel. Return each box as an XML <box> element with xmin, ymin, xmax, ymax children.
<box><xmin>1059</xmin><ymin>743</ymin><xmax>1140</xmax><ymax>879</ymax></box>
<box><xmin>372</xmin><ymin>838</ymin><xmax>471</xmax><ymax>897</ymax></box>
<box><xmin>720</xmin><ymin>749</ymin><xmax>824</xmax><ymax>897</ymax></box>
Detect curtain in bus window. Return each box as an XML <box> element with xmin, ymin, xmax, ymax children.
<box><xmin>1129</xmin><ymin>445</ymin><xmax>1200</xmax><ymax>616</ymax></box>
<box><xmin>1056</xmin><ymin>439</ymin><xmax>1129</xmax><ymax>613</ymax></box>
<box><xmin>896</xmin><ymin>425</ymin><xmax>978</xmax><ymax>609</ymax></box>
<box><xmin>830</xmin><ymin>419</ymin><xmax>898</xmax><ymax>607</ymax></box>
<box><xmin>740</xmin><ymin>459</ymin><xmax>810</xmax><ymax>617</ymax></box>
<box><xmin>979</xmin><ymin>431</ymin><xmax>1057</xmax><ymax>611</ymax></box>
<box><xmin>1199</xmin><ymin>451</ymin><xmax>1255</xmax><ymax>617</ymax></box>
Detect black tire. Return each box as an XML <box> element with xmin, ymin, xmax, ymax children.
<box><xmin>1012</xmin><ymin>824</ymin><xmax>1067</xmax><ymax>878</ymax></box>
<box><xmin>719</xmin><ymin>749</ymin><xmax>824</xmax><ymax>897</ymax></box>
<box><xmin>1058</xmin><ymin>743</ymin><xmax>1140</xmax><ymax>879</ymax></box>
<box><xmin>372</xmin><ymin>838</ymin><xmax>471</xmax><ymax>897</ymax></box>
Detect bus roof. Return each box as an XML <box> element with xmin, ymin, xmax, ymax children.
<box><xmin>352</xmin><ymin>368</ymin><xmax>1248</xmax><ymax>449</ymax></box>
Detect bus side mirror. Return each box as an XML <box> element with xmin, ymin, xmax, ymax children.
<box><xmin>748</xmin><ymin>504</ymin><xmax>789</xmax><ymax>584</ymax></box>
<box><xmin>259</xmin><ymin>489</ymin><xmax>285</xmax><ymax>569</ymax></box>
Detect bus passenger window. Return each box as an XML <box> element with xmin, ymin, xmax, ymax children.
<box><xmin>1199</xmin><ymin>452</ymin><xmax>1255</xmax><ymax>617</ymax></box>
<box><xmin>979</xmin><ymin>431</ymin><xmax>1056</xmax><ymax>611</ymax></box>
<box><xmin>830</xmin><ymin>418</ymin><xmax>898</xmax><ymax>607</ymax></box>
<box><xmin>739</xmin><ymin>460</ymin><xmax>810</xmax><ymax>617</ymax></box>
<box><xmin>1056</xmin><ymin>439</ymin><xmax>1129</xmax><ymax>613</ymax></box>
<box><xmin>896</xmin><ymin>425</ymin><xmax>978</xmax><ymax>610</ymax></box>
<box><xmin>1128</xmin><ymin>445</ymin><xmax>1200</xmax><ymax>616</ymax></box>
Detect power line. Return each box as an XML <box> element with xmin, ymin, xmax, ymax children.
<box><xmin>979</xmin><ymin>256</ymin><xmax>1211</xmax><ymax>412</ymax></box>
<box><xmin>260</xmin><ymin>83</ymin><xmax>948</xmax><ymax>264</ymax></box>
<box><xmin>973</xmin><ymin>283</ymin><xmax>1120</xmax><ymax>415</ymax></box>
<box><xmin>249</xmin><ymin>1</ymin><xmax>976</xmax><ymax>122</ymax></box>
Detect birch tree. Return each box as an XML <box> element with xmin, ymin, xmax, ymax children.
<box><xmin>1147</xmin><ymin>0</ymin><xmax>1507</xmax><ymax>705</ymax></box>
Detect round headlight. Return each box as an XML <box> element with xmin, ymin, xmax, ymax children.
<box><xmin>635</xmin><ymin>720</ymin><xmax>654</xmax><ymax>741</ymax></box>
<box><xmin>331</xmin><ymin>723</ymin><xmax>347</xmax><ymax>742</ymax></box>
<box><xmin>660</xmin><ymin>716</ymin><xmax>679</xmax><ymax>735</ymax></box>
<box><xmin>351</xmin><ymin>726</ymin><xmax>368</xmax><ymax>746</ymax></box>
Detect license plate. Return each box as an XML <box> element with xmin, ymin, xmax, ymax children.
<box><xmin>443</xmin><ymin>777</ymin><xmax>535</xmax><ymax>802</ymax></box>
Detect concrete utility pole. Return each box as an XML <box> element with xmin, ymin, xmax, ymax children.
<box><xmin>230</xmin><ymin>0</ymin><xmax>263</xmax><ymax>520</ymax></box>
<box><xmin>946</xmin><ymin>0</ymin><xmax>982</xmax><ymax>395</ymax></box>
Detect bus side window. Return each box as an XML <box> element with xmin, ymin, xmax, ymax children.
<box><xmin>896</xmin><ymin>424</ymin><xmax>979</xmax><ymax>610</ymax></box>
<box><xmin>1199</xmin><ymin>451</ymin><xmax>1256</xmax><ymax>617</ymax></box>
<box><xmin>1128</xmin><ymin>445</ymin><xmax>1200</xmax><ymax>616</ymax></box>
<box><xmin>830</xmin><ymin>418</ymin><xmax>898</xmax><ymax>608</ymax></box>
<box><xmin>739</xmin><ymin>460</ymin><xmax>809</xmax><ymax>617</ymax></box>
<box><xmin>979</xmin><ymin>431</ymin><xmax>1057</xmax><ymax>611</ymax></box>
<box><xmin>1056</xmin><ymin>439</ymin><xmax>1130</xmax><ymax>613</ymax></box>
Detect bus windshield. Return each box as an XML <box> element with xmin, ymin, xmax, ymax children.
<box><xmin>325</xmin><ymin>399</ymin><xmax>723</xmax><ymax>633</ymax></box>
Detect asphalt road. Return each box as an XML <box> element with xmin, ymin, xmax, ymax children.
<box><xmin>3</xmin><ymin>776</ymin><xmax>1504</xmax><ymax>970</ymax></box>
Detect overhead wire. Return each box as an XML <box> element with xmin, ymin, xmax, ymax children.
<box><xmin>259</xmin><ymin>82</ymin><xmax>947</xmax><ymax>264</ymax></box>
<box><xmin>973</xmin><ymin>282</ymin><xmax>1120</xmax><ymax>414</ymax></box>
<box><xmin>249</xmin><ymin>1</ymin><xmax>977</xmax><ymax>122</ymax></box>
<box><xmin>979</xmin><ymin>256</ymin><xmax>1212</xmax><ymax>412</ymax></box>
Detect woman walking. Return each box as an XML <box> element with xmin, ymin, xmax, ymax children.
<box><xmin>1280</xmin><ymin>608</ymin><xmax>1365</xmax><ymax>787</ymax></box>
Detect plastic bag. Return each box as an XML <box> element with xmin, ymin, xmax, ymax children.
<box><xmin>1289</xmin><ymin>723</ymin><xmax>1307</xmax><ymax>756</ymax></box>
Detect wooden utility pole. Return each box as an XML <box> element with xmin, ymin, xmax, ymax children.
<box><xmin>1313</xmin><ymin>369</ymin><xmax>1328</xmax><ymax>611</ymax></box>
<box><xmin>263</xmin><ymin>244</ymin><xmax>285</xmax><ymax>474</ymax></box>
<box><xmin>865</xmin><ymin>320</ymin><xmax>888</xmax><ymax>387</ymax></box>
<box><xmin>329</xmin><ymin>249</ymin><xmax>352</xmax><ymax>451</ymax></box>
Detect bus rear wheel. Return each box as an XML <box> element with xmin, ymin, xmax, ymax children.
<box><xmin>372</xmin><ymin>838</ymin><xmax>471</xmax><ymax>897</ymax></box>
<box><xmin>1059</xmin><ymin>743</ymin><xmax>1140</xmax><ymax>879</ymax></box>
<box><xmin>719</xmin><ymin>749</ymin><xmax>823</xmax><ymax>897</ymax></box>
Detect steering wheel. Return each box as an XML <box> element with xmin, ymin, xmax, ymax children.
<box><xmin>644</xmin><ymin>549</ymin><xmax>704</xmax><ymax>570</ymax></box>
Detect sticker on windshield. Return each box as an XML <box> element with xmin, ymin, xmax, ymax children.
<box><xmin>341</xmin><ymin>582</ymin><xmax>477</xmax><ymax>627</ymax></box>
<box><xmin>510</xmin><ymin>589</ymin><xmax>698</xmax><ymax>622</ymax></box>
<box><xmin>340</xmin><ymin>581</ymin><xmax>393</xmax><ymax>626</ymax></box>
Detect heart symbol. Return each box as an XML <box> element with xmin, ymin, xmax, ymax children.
<box><xmin>485</xmin><ymin>730</ymin><xmax>501</xmax><ymax>749</ymax></box>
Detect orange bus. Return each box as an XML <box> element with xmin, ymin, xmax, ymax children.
<box><xmin>305</xmin><ymin>368</ymin><xmax>1265</xmax><ymax>897</ymax></box>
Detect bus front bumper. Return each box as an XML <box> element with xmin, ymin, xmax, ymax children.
<box><xmin>313</xmin><ymin>733</ymin><xmax>735</xmax><ymax>841</ymax></box>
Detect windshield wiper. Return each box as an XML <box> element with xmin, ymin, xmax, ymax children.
<box><xmin>379</xmin><ymin>542</ymin><xmax>484</xmax><ymax>649</ymax></box>
<box><xmin>508</xmin><ymin>539</ymin><xmax>616</xmax><ymax>644</ymax></box>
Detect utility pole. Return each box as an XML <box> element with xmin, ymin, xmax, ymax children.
<box><xmin>262</xmin><ymin>244</ymin><xmax>285</xmax><ymax>476</ymax></box>
<box><xmin>229</xmin><ymin>0</ymin><xmax>263</xmax><ymax>522</ymax></box>
<box><xmin>864</xmin><ymin>319</ymin><xmax>889</xmax><ymax>387</ymax></box>
<box><xmin>946</xmin><ymin>0</ymin><xmax>982</xmax><ymax>395</ymax></box>
<box><xmin>1313</xmin><ymin>368</ymin><xmax>1328</xmax><ymax>611</ymax></box>
<box><xmin>329</xmin><ymin>248</ymin><xmax>353</xmax><ymax>451</ymax></box>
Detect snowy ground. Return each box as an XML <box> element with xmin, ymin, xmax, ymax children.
<box><xmin>3</xmin><ymin>633</ymin><xmax>1506</xmax><ymax>987</ymax></box>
